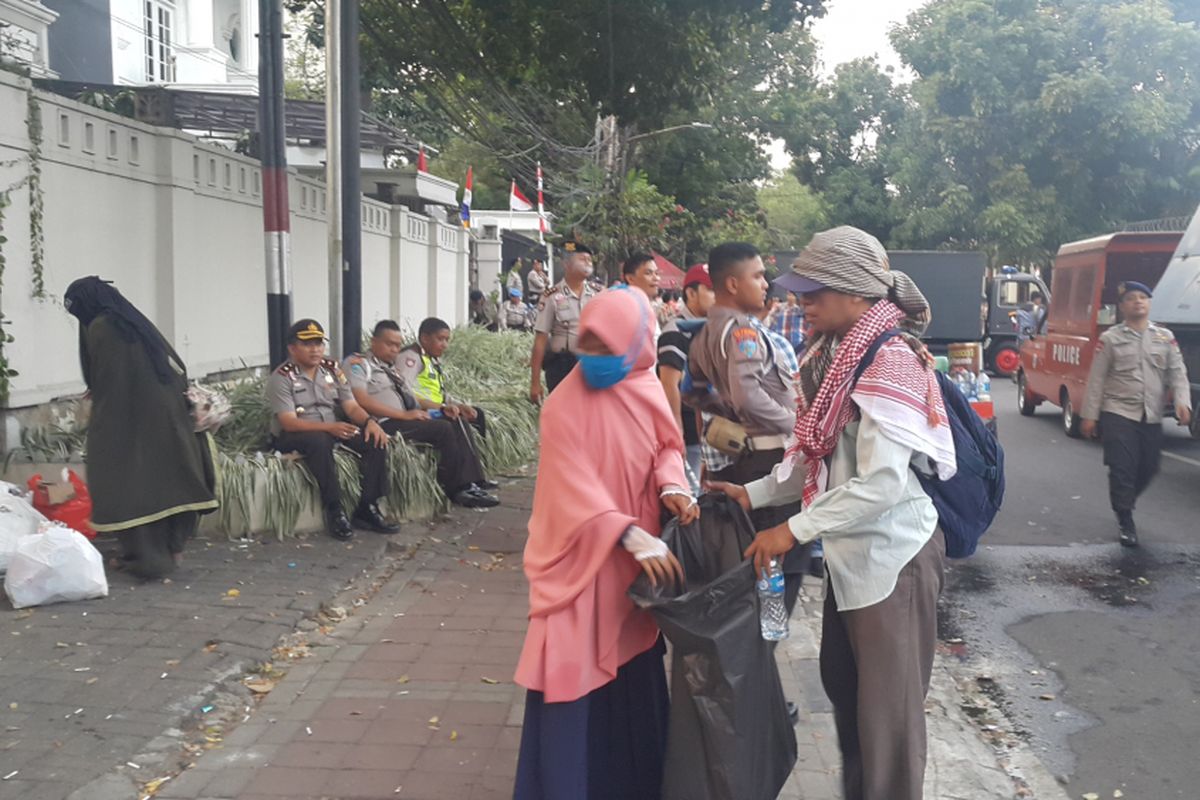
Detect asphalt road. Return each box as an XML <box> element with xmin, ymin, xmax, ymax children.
<box><xmin>940</xmin><ymin>380</ymin><xmax>1200</xmax><ymax>800</ymax></box>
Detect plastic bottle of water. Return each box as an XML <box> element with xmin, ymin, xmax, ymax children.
<box><xmin>757</xmin><ymin>559</ymin><xmax>790</xmax><ymax>641</ymax></box>
<box><xmin>975</xmin><ymin>371</ymin><xmax>991</xmax><ymax>402</ymax></box>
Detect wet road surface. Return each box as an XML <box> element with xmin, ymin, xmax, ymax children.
<box><xmin>940</xmin><ymin>381</ymin><xmax>1200</xmax><ymax>799</ymax></box>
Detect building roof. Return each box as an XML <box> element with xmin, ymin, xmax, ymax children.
<box><xmin>33</xmin><ymin>79</ymin><xmax>421</xmax><ymax>155</ymax></box>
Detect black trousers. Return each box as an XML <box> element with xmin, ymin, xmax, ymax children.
<box><xmin>712</xmin><ymin>447</ymin><xmax>809</xmax><ymax>612</ymax></box>
<box><xmin>380</xmin><ymin>417</ymin><xmax>484</xmax><ymax>495</ymax></box>
<box><xmin>273</xmin><ymin>429</ymin><xmax>388</xmax><ymax>509</ymax></box>
<box><xmin>1100</xmin><ymin>411</ymin><xmax>1163</xmax><ymax>515</ymax></box>
<box><xmin>544</xmin><ymin>351</ymin><xmax>578</xmax><ymax>393</ymax></box>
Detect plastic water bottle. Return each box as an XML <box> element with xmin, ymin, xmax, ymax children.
<box><xmin>975</xmin><ymin>372</ymin><xmax>991</xmax><ymax>402</ymax></box>
<box><xmin>757</xmin><ymin>560</ymin><xmax>789</xmax><ymax>641</ymax></box>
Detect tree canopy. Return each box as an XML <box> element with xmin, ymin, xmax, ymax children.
<box><xmin>288</xmin><ymin>0</ymin><xmax>1200</xmax><ymax>269</ymax></box>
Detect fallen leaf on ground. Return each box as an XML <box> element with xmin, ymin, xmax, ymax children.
<box><xmin>244</xmin><ymin>678</ymin><xmax>277</xmax><ymax>694</ymax></box>
<box><xmin>449</xmin><ymin>730</ymin><xmax>458</xmax><ymax>741</ymax></box>
<box><xmin>225</xmin><ymin>589</ymin><xmax>240</xmax><ymax>598</ymax></box>
<box><xmin>396</xmin><ymin>675</ymin><xmax>410</xmax><ymax>684</ymax></box>
<box><xmin>428</xmin><ymin>716</ymin><xmax>440</xmax><ymax>730</ymax></box>
<box><xmin>480</xmin><ymin>677</ymin><xmax>500</xmax><ymax>685</ymax></box>
<box><xmin>1039</xmin><ymin>694</ymin><xmax>1056</xmax><ymax>701</ymax></box>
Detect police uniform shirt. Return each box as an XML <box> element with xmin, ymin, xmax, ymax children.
<box><xmin>346</xmin><ymin>353</ymin><xmax>416</xmax><ymax>421</ymax></box>
<box><xmin>686</xmin><ymin>305</ymin><xmax>798</xmax><ymax>438</ymax></box>
<box><xmin>528</xmin><ymin>269</ymin><xmax>548</xmax><ymax>298</ymax></box>
<box><xmin>1082</xmin><ymin>322</ymin><xmax>1191</xmax><ymax>424</ymax></box>
<box><xmin>395</xmin><ymin>345</ymin><xmax>447</xmax><ymax>405</ymax></box>
<box><xmin>267</xmin><ymin>359</ymin><xmax>352</xmax><ymax>436</ymax></box>
<box><xmin>499</xmin><ymin>301</ymin><xmax>534</xmax><ymax>331</ymax></box>
<box><xmin>534</xmin><ymin>280</ymin><xmax>601</xmax><ymax>353</ymax></box>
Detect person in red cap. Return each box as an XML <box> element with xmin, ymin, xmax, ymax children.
<box><xmin>656</xmin><ymin>263</ymin><xmax>716</xmax><ymax>490</ymax></box>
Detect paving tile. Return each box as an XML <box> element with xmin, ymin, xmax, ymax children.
<box><xmin>243</xmin><ymin>766</ymin><xmax>330</xmax><ymax>796</ymax></box>
<box><xmin>321</xmin><ymin>768</ymin><xmax>407</xmax><ymax>798</ymax></box>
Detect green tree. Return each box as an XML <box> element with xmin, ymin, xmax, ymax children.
<box><xmin>758</xmin><ymin>171</ymin><xmax>829</xmax><ymax>249</ymax></box>
<box><xmin>770</xmin><ymin>57</ymin><xmax>905</xmax><ymax>242</ymax></box>
<box><xmin>887</xmin><ymin>0</ymin><xmax>1200</xmax><ymax>264</ymax></box>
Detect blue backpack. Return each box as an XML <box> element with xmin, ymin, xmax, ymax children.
<box><xmin>854</xmin><ymin>331</ymin><xmax>1005</xmax><ymax>558</ymax></box>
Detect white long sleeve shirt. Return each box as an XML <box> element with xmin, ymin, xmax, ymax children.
<box><xmin>745</xmin><ymin>409</ymin><xmax>938</xmax><ymax>611</ymax></box>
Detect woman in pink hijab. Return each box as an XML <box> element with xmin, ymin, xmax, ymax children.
<box><xmin>513</xmin><ymin>286</ymin><xmax>698</xmax><ymax>800</ymax></box>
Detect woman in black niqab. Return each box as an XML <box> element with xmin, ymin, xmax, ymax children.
<box><xmin>64</xmin><ymin>277</ymin><xmax>218</xmax><ymax>579</ymax></box>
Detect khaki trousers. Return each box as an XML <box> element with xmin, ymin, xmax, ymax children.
<box><xmin>819</xmin><ymin>530</ymin><xmax>946</xmax><ymax>800</ymax></box>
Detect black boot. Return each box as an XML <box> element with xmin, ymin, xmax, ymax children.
<box><xmin>475</xmin><ymin>479</ymin><xmax>500</xmax><ymax>491</ymax></box>
<box><xmin>326</xmin><ymin>504</ymin><xmax>354</xmax><ymax>541</ymax></box>
<box><xmin>452</xmin><ymin>486</ymin><xmax>500</xmax><ymax>509</ymax></box>
<box><xmin>1117</xmin><ymin>510</ymin><xmax>1138</xmax><ymax>547</ymax></box>
<box><xmin>352</xmin><ymin>502</ymin><xmax>401</xmax><ymax>534</ymax></box>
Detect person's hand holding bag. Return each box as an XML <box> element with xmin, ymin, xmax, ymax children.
<box><xmin>622</xmin><ymin>525</ymin><xmax>684</xmax><ymax>588</ymax></box>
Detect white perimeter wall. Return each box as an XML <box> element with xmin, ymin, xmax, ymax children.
<box><xmin>0</xmin><ymin>71</ymin><xmax>468</xmax><ymax>408</ymax></box>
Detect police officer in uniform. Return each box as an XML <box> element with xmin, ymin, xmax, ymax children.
<box><xmin>1081</xmin><ymin>281</ymin><xmax>1192</xmax><ymax>546</ymax></box>
<box><xmin>395</xmin><ymin>318</ymin><xmax>492</xmax><ymax>445</ymax></box>
<box><xmin>527</xmin><ymin>256</ymin><xmax>548</xmax><ymax>307</ymax></box>
<box><xmin>686</xmin><ymin>242</ymin><xmax>809</xmax><ymax>607</ymax></box>
<box><xmin>267</xmin><ymin>319</ymin><xmax>399</xmax><ymax>540</ymax></box>
<box><xmin>497</xmin><ymin>288</ymin><xmax>535</xmax><ymax>332</ymax></box>
<box><xmin>346</xmin><ymin>321</ymin><xmax>499</xmax><ymax>508</ymax></box>
<box><xmin>529</xmin><ymin>238</ymin><xmax>601</xmax><ymax>402</ymax></box>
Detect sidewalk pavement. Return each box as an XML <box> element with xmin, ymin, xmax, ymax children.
<box><xmin>149</xmin><ymin>476</ymin><xmax>1070</xmax><ymax>800</ymax></box>
<box><xmin>0</xmin><ymin>511</ymin><xmax>400</xmax><ymax>800</ymax></box>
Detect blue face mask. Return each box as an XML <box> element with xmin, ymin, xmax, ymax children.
<box><xmin>578</xmin><ymin>353</ymin><xmax>632</xmax><ymax>389</ymax></box>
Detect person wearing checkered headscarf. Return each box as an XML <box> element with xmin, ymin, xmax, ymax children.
<box><xmin>713</xmin><ymin>226</ymin><xmax>956</xmax><ymax>800</ymax></box>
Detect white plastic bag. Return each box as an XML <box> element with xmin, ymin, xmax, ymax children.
<box><xmin>4</xmin><ymin>527</ymin><xmax>108</xmax><ymax>609</ymax></box>
<box><xmin>0</xmin><ymin>492</ymin><xmax>47</xmax><ymax>573</ymax></box>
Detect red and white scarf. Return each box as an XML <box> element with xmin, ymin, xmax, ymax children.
<box><xmin>778</xmin><ymin>300</ymin><xmax>956</xmax><ymax>506</ymax></box>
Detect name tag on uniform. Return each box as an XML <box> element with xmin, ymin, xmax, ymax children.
<box><xmin>293</xmin><ymin>382</ymin><xmax>303</xmax><ymax>389</ymax></box>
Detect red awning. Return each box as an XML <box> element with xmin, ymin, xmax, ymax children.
<box><xmin>652</xmin><ymin>251</ymin><xmax>687</xmax><ymax>289</ymax></box>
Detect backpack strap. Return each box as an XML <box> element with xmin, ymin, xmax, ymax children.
<box><xmin>851</xmin><ymin>329</ymin><xmax>901</xmax><ymax>388</ymax></box>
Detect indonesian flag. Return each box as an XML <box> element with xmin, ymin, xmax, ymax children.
<box><xmin>536</xmin><ymin>163</ymin><xmax>549</xmax><ymax>244</ymax></box>
<box><xmin>460</xmin><ymin>166</ymin><xmax>473</xmax><ymax>228</ymax></box>
<box><xmin>509</xmin><ymin>180</ymin><xmax>534</xmax><ymax>212</ymax></box>
<box><xmin>417</xmin><ymin>144</ymin><xmax>428</xmax><ymax>173</ymax></box>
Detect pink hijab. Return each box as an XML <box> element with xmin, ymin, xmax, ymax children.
<box><xmin>515</xmin><ymin>288</ymin><xmax>687</xmax><ymax>703</ymax></box>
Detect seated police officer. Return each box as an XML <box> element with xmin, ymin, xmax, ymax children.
<box><xmin>396</xmin><ymin>318</ymin><xmax>490</xmax><ymax>444</ymax></box>
<box><xmin>346</xmin><ymin>321</ymin><xmax>499</xmax><ymax>508</ymax></box>
<box><xmin>268</xmin><ymin>319</ymin><xmax>399</xmax><ymax>540</ymax></box>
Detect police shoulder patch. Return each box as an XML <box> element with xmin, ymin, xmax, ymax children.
<box><xmin>277</xmin><ymin>362</ymin><xmax>298</xmax><ymax>376</ymax></box>
<box><xmin>731</xmin><ymin>325</ymin><xmax>759</xmax><ymax>358</ymax></box>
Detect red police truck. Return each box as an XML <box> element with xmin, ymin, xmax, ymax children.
<box><xmin>1016</xmin><ymin>228</ymin><xmax>1200</xmax><ymax>437</ymax></box>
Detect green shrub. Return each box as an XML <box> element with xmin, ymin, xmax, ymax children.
<box><xmin>9</xmin><ymin>328</ymin><xmax>540</xmax><ymax>540</ymax></box>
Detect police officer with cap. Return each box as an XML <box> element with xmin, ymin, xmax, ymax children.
<box><xmin>1081</xmin><ymin>280</ymin><xmax>1192</xmax><ymax>546</ymax></box>
<box><xmin>267</xmin><ymin>319</ymin><xmax>399</xmax><ymax>540</ymax></box>
<box><xmin>498</xmin><ymin>287</ymin><xmax>535</xmax><ymax>332</ymax></box>
<box><xmin>529</xmin><ymin>237</ymin><xmax>602</xmax><ymax>402</ymax></box>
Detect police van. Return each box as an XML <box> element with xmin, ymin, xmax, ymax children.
<box><xmin>1017</xmin><ymin>223</ymin><xmax>1200</xmax><ymax>437</ymax></box>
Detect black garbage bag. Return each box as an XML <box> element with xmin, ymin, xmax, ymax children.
<box><xmin>630</xmin><ymin>494</ymin><xmax>797</xmax><ymax>800</ymax></box>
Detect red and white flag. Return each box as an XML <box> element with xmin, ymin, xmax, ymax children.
<box><xmin>536</xmin><ymin>163</ymin><xmax>549</xmax><ymax>244</ymax></box>
<box><xmin>509</xmin><ymin>180</ymin><xmax>534</xmax><ymax>212</ymax></box>
<box><xmin>417</xmin><ymin>144</ymin><xmax>428</xmax><ymax>173</ymax></box>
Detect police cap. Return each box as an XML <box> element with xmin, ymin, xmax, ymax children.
<box><xmin>1118</xmin><ymin>281</ymin><xmax>1153</xmax><ymax>300</ymax></box>
<box><xmin>287</xmin><ymin>319</ymin><xmax>327</xmax><ymax>343</ymax></box>
<box><xmin>560</xmin><ymin>237</ymin><xmax>593</xmax><ymax>256</ymax></box>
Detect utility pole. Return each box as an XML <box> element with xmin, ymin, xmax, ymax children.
<box><xmin>340</xmin><ymin>0</ymin><xmax>361</xmax><ymax>356</ymax></box>
<box><xmin>324</xmin><ymin>0</ymin><xmax>343</xmax><ymax>356</ymax></box>
<box><xmin>257</xmin><ymin>0</ymin><xmax>291</xmax><ymax>368</ymax></box>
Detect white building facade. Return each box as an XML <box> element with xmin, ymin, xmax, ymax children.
<box><xmin>44</xmin><ymin>0</ymin><xmax>257</xmax><ymax>91</ymax></box>
<box><xmin>0</xmin><ymin>0</ymin><xmax>58</xmax><ymax>77</ymax></box>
